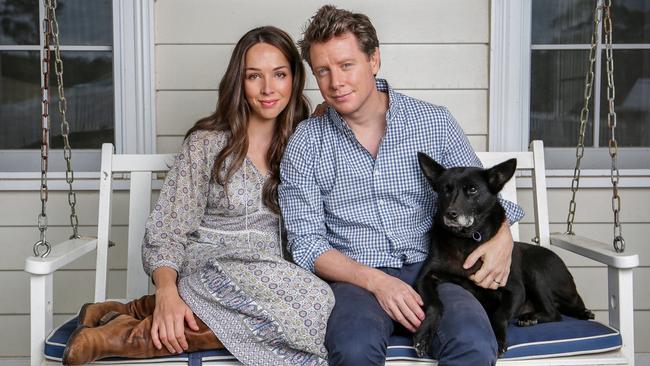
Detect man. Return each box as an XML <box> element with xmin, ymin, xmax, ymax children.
<box><xmin>279</xmin><ymin>5</ymin><xmax>524</xmax><ymax>366</ymax></box>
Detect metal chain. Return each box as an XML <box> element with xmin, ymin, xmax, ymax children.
<box><xmin>34</xmin><ymin>9</ymin><xmax>53</xmax><ymax>258</ymax></box>
<box><xmin>565</xmin><ymin>3</ymin><xmax>601</xmax><ymax>235</ymax></box>
<box><xmin>46</xmin><ymin>0</ymin><xmax>80</xmax><ymax>239</ymax></box>
<box><xmin>603</xmin><ymin>0</ymin><xmax>625</xmax><ymax>253</ymax></box>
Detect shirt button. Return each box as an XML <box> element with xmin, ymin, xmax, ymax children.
<box><xmin>379</xmin><ymin>199</ymin><xmax>385</xmax><ymax>206</ymax></box>
<box><xmin>374</xmin><ymin>169</ymin><xmax>379</xmax><ymax>176</ymax></box>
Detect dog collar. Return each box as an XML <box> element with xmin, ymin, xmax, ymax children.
<box><xmin>472</xmin><ymin>231</ymin><xmax>482</xmax><ymax>242</ymax></box>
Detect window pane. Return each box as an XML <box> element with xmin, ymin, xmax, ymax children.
<box><xmin>599</xmin><ymin>50</ymin><xmax>650</xmax><ymax>147</ymax></box>
<box><xmin>49</xmin><ymin>51</ymin><xmax>114</xmax><ymax>149</ymax></box>
<box><xmin>56</xmin><ymin>0</ymin><xmax>112</xmax><ymax>46</ymax></box>
<box><xmin>0</xmin><ymin>51</ymin><xmax>40</xmax><ymax>149</ymax></box>
<box><xmin>0</xmin><ymin>0</ymin><xmax>39</xmax><ymax>45</ymax></box>
<box><xmin>532</xmin><ymin>0</ymin><xmax>594</xmax><ymax>44</ymax></box>
<box><xmin>612</xmin><ymin>0</ymin><xmax>650</xmax><ymax>44</ymax></box>
<box><xmin>530</xmin><ymin>50</ymin><xmax>593</xmax><ymax>147</ymax></box>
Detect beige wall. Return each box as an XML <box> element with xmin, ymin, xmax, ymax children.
<box><xmin>0</xmin><ymin>0</ymin><xmax>647</xmax><ymax>358</ymax></box>
<box><xmin>155</xmin><ymin>0</ymin><xmax>489</xmax><ymax>153</ymax></box>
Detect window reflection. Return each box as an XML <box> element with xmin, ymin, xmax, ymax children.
<box><xmin>49</xmin><ymin>51</ymin><xmax>114</xmax><ymax>149</ymax></box>
<box><xmin>530</xmin><ymin>50</ymin><xmax>593</xmax><ymax>147</ymax></box>
<box><xmin>0</xmin><ymin>0</ymin><xmax>39</xmax><ymax>45</ymax></box>
<box><xmin>532</xmin><ymin>0</ymin><xmax>593</xmax><ymax>44</ymax></box>
<box><xmin>612</xmin><ymin>0</ymin><xmax>650</xmax><ymax>44</ymax></box>
<box><xmin>55</xmin><ymin>0</ymin><xmax>113</xmax><ymax>46</ymax></box>
<box><xmin>0</xmin><ymin>51</ymin><xmax>40</xmax><ymax>149</ymax></box>
<box><xmin>599</xmin><ymin>50</ymin><xmax>650</xmax><ymax>147</ymax></box>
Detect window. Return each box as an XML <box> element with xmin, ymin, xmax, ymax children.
<box><xmin>0</xmin><ymin>0</ymin><xmax>155</xmax><ymax>174</ymax></box>
<box><xmin>530</xmin><ymin>0</ymin><xmax>649</xmax><ymax>168</ymax></box>
<box><xmin>490</xmin><ymin>0</ymin><xmax>649</xmax><ymax>170</ymax></box>
<box><xmin>0</xmin><ymin>0</ymin><xmax>115</xmax><ymax>171</ymax></box>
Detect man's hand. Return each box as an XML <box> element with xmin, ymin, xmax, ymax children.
<box><xmin>314</xmin><ymin>249</ymin><xmax>425</xmax><ymax>332</ymax></box>
<box><xmin>367</xmin><ymin>271</ymin><xmax>424</xmax><ymax>332</ymax></box>
<box><xmin>463</xmin><ymin>220</ymin><xmax>513</xmax><ymax>290</ymax></box>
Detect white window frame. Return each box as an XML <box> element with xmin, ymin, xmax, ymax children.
<box><xmin>489</xmin><ymin>0</ymin><xmax>650</xmax><ymax>182</ymax></box>
<box><xmin>0</xmin><ymin>0</ymin><xmax>155</xmax><ymax>177</ymax></box>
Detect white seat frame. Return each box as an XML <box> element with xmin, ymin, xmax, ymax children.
<box><xmin>25</xmin><ymin>140</ymin><xmax>639</xmax><ymax>366</ymax></box>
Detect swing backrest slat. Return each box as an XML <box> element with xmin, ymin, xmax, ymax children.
<box><xmin>95</xmin><ymin>144</ymin><xmax>176</xmax><ymax>302</ymax></box>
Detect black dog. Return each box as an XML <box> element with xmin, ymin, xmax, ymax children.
<box><xmin>413</xmin><ymin>154</ymin><xmax>594</xmax><ymax>357</ymax></box>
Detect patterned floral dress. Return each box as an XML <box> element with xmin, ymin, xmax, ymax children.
<box><xmin>142</xmin><ymin>130</ymin><xmax>334</xmax><ymax>366</ymax></box>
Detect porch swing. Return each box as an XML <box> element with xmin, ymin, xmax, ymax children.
<box><xmin>25</xmin><ymin>1</ymin><xmax>639</xmax><ymax>365</ymax></box>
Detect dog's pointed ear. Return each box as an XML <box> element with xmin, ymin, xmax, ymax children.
<box><xmin>486</xmin><ymin>158</ymin><xmax>517</xmax><ymax>193</ymax></box>
<box><xmin>418</xmin><ymin>152</ymin><xmax>445</xmax><ymax>184</ymax></box>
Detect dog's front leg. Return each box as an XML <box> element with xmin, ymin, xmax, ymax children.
<box><xmin>491</xmin><ymin>289</ymin><xmax>523</xmax><ymax>356</ymax></box>
<box><xmin>413</xmin><ymin>275</ymin><xmax>443</xmax><ymax>358</ymax></box>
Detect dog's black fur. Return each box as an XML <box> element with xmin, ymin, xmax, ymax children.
<box><xmin>413</xmin><ymin>154</ymin><xmax>594</xmax><ymax>357</ymax></box>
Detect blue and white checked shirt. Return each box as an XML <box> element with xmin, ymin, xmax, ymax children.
<box><xmin>279</xmin><ymin>79</ymin><xmax>525</xmax><ymax>272</ymax></box>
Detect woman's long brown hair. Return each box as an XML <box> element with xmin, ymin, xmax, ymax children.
<box><xmin>185</xmin><ymin>26</ymin><xmax>310</xmax><ymax>213</ymax></box>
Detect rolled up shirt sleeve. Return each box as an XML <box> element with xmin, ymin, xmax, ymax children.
<box><xmin>279</xmin><ymin>123</ymin><xmax>333</xmax><ymax>273</ymax></box>
<box><xmin>441</xmin><ymin>107</ymin><xmax>525</xmax><ymax>225</ymax></box>
<box><xmin>499</xmin><ymin>198</ymin><xmax>525</xmax><ymax>225</ymax></box>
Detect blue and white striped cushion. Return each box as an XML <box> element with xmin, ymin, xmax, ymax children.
<box><xmin>46</xmin><ymin>315</ymin><xmax>621</xmax><ymax>363</ymax></box>
<box><xmin>386</xmin><ymin>316</ymin><xmax>622</xmax><ymax>361</ymax></box>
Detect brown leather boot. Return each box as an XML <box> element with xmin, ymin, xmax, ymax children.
<box><xmin>78</xmin><ymin>294</ymin><xmax>156</xmax><ymax>327</ymax></box>
<box><xmin>63</xmin><ymin>312</ymin><xmax>224</xmax><ymax>365</ymax></box>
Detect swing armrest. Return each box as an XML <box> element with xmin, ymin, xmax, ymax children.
<box><xmin>549</xmin><ymin>233</ymin><xmax>639</xmax><ymax>269</ymax></box>
<box><xmin>25</xmin><ymin>238</ymin><xmax>98</xmax><ymax>275</ymax></box>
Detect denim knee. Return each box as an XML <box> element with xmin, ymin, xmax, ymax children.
<box><xmin>433</xmin><ymin>283</ymin><xmax>498</xmax><ymax>366</ymax></box>
<box><xmin>439</xmin><ymin>326</ymin><xmax>497</xmax><ymax>366</ymax></box>
<box><xmin>326</xmin><ymin>331</ymin><xmax>387</xmax><ymax>366</ymax></box>
<box><xmin>325</xmin><ymin>283</ymin><xmax>392</xmax><ymax>366</ymax></box>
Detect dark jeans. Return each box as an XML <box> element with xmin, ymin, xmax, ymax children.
<box><xmin>325</xmin><ymin>261</ymin><xmax>497</xmax><ymax>366</ymax></box>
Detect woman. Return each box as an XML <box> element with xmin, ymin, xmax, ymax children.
<box><xmin>63</xmin><ymin>26</ymin><xmax>334</xmax><ymax>366</ymax></box>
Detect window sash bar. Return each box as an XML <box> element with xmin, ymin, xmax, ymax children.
<box><xmin>532</xmin><ymin>44</ymin><xmax>650</xmax><ymax>50</ymax></box>
<box><xmin>0</xmin><ymin>45</ymin><xmax>111</xmax><ymax>51</ymax></box>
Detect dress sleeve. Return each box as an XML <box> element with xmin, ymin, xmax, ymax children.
<box><xmin>278</xmin><ymin>124</ymin><xmax>333</xmax><ymax>273</ymax></box>
<box><xmin>441</xmin><ymin>108</ymin><xmax>525</xmax><ymax>225</ymax></box>
<box><xmin>142</xmin><ymin>131</ymin><xmax>217</xmax><ymax>276</ymax></box>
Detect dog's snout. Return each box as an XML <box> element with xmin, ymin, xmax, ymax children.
<box><xmin>446</xmin><ymin>211</ymin><xmax>458</xmax><ymax>219</ymax></box>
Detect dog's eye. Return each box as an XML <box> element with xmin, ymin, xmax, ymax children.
<box><xmin>467</xmin><ymin>186</ymin><xmax>478</xmax><ymax>195</ymax></box>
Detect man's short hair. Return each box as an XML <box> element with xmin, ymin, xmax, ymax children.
<box><xmin>299</xmin><ymin>5</ymin><xmax>379</xmax><ymax>66</ymax></box>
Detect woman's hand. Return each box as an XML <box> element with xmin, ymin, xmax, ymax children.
<box><xmin>151</xmin><ymin>267</ymin><xmax>199</xmax><ymax>353</ymax></box>
<box><xmin>464</xmin><ymin>220</ymin><xmax>514</xmax><ymax>290</ymax></box>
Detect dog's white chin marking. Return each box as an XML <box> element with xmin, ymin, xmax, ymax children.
<box><xmin>444</xmin><ymin>215</ymin><xmax>475</xmax><ymax>228</ymax></box>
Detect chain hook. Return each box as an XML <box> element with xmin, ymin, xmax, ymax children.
<box><xmin>613</xmin><ymin>236</ymin><xmax>625</xmax><ymax>253</ymax></box>
<box><xmin>33</xmin><ymin>240</ymin><xmax>52</xmax><ymax>258</ymax></box>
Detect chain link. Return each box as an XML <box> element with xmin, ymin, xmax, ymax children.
<box><xmin>46</xmin><ymin>0</ymin><xmax>80</xmax><ymax>239</ymax></box>
<box><xmin>34</xmin><ymin>10</ymin><xmax>53</xmax><ymax>258</ymax></box>
<box><xmin>602</xmin><ymin>0</ymin><xmax>625</xmax><ymax>253</ymax></box>
<box><xmin>565</xmin><ymin>3</ymin><xmax>601</xmax><ymax>235</ymax></box>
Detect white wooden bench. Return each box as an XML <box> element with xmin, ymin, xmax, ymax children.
<box><xmin>25</xmin><ymin>140</ymin><xmax>639</xmax><ymax>365</ymax></box>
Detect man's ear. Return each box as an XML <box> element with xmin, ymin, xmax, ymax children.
<box><xmin>486</xmin><ymin>158</ymin><xmax>517</xmax><ymax>193</ymax></box>
<box><xmin>370</xmin><ymin>47</ymin><xmax>380</xmax><ymax>76</ymax></box>
<box><xmin>418</xmin><ymin>152</ymin><xmax>445</xmax><ymax>184</ymax></box>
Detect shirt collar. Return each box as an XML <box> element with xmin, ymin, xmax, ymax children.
<box><xmin>326</xmin><ymin>78</ymin><xmax>404</xmax><ymax>136</ymax></box>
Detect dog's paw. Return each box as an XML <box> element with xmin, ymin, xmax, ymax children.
<box><xmin>413</xmin><ymin>330</ymin><xmax>434</xmax><ymax>358</ymax></box>
<box><xmin>517</xmin><ymin>312</ymin><xmax>538</xmax><ymax>327</ymax></box>
<box><xmin>581</xmin><ymin>309</ymin><xmax>595</xmax><ymax>320</ymax></box>
<box><xmin>497</xmin><ymin>339</ymin><xmax>508</xmax><ymax>356</ymax></box>
<box><xmin>414</xmin><ymin>340</ymin><xmax>431</xmax><ymax>358</ymax></box>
